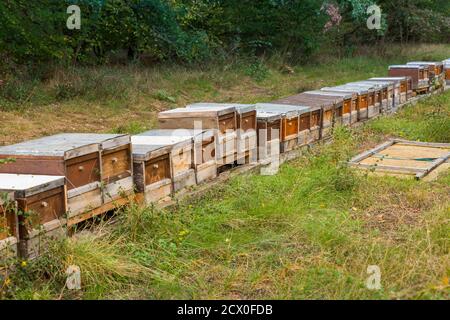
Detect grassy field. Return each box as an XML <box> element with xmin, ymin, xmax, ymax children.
<box><xmin>0</xmin><ymin>44</ymin><xmax>449</xmax><ymax>300</ymax></box>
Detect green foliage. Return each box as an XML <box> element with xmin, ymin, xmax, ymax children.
<box><xmin>0</xmin><ymin>0</ymin><xmax>447</xmax><ymax>69</ymax></box>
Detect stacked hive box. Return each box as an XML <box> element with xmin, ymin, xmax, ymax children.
<box><xmin>273</xmin><ymin>94</ymin><xmax>333</xmax><ymax>140</ymax></box>
<box><xmin>389</xmin><ymin>65</ymin><xmax>429</xmax><ymax>93</ymax></box>
<box><xmin>302</xmin><ymin>91</ymin><xmax>353</xmax><ymax>126</ymax></box>
<box><xmin>321</xmin><ymin>86</ymin><xmax>370</xmax><ymax>122</ymax></box>
<box><xmin>362</xmin><ymin>80</ymin><xmax>395</xmax><ymax>112</ymax></box>
<box><xmin>261</xmin><ymin>103</ymin><xmax>312</xmax><ymax>147</ymax></box>
<box><xmin>407</xmin><ymin>61</ymin><xmax>445</xmax><ymax>90</ymax></box>
<box><xmin>132</xmin><ymin>131</ymin><xmax>196</xmax><ymax>193</ymax></box>
<box><xmin>158</xmin><ymin>106</ymin><xmax>237</xmax><ymax>168</ymax></box>
<box><xmin>132</xmin><ymin>144</ymin><xmax>173</xmax><ymax>204</ymax></box>
<box><xmin>0</xmin><ymin>134</ymin><xmax>134</xmax><ymax>228</ymax></box>
<box><xmin>369</xmin><ymin>77</ymin><xmax>412</xmax><ymax>105</ymax></box>
<box><xmin>0</xmin><ymin>191</ymin><xmax>18</xmax><ymax>262</ymax></box>
<box><xmin>356</xmin><ymin>81</ymin><xmax>392</xmax><ymax>114</ymax></box>
<box><xmin>0</xmin><ymin>174</ymin><xmax>66</xmax><ymax>259</ymax></box>
<box><xmin>255</xmin><ymin>103</ymin><xmax>304</xmax><ymax>153</ymax></box>
<box><xmin>316</xmin><ymin>90</ymin><xmax>358</xmax><ymax>126</ymax></box>
<box><xmin>345</xmin><ymin>82</ymin><xmax>382</xmax><ymax>118</ymax></box>
<box><xmin>71</xmin><ymin>134</ymin><xmax>134</xmax><ymax>209</ymax></box>
<box><xmin>132</xmin><ymin>129</ymin><xmax>217</xmax><ymax>191</ymax></box>
<box><xmin>186</xmin><ymin>103</ymin><xmax>257</xmax><ymax>165</ymax></box>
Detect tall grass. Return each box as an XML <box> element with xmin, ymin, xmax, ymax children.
<box><xmin>1</xmin><ymin>46</ymin><xmax>449</xmax><ymax>300</ymax></box>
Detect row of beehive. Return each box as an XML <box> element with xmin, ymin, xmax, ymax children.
<box><xmin>0</xmin><ymin>59</ymin><xmax>448</xmax><ymax>261</ymax></box>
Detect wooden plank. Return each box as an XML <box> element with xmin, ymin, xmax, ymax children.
<box><xmin>349</xmin><ymin>140</ymin><xmax>396</xmax><ymax>163</ymax></box>
<box><xmin>348</xmin><ymin>162</ymin><xmax>426</xmax><ymax>173</ymax></box>
<box><xmin>67</xmin><ymin>195</ymin><xmax>133</xmax><ymax>227</ymax></box>
<box><xmin>393</xmin><ymin>139</ymin><xmax>450</xmax><ymax>148</ymax></box>
<box><xmin>416</xmin><ymin>153</ymin><xmax>450</xmax><ymax>180</ymax></box>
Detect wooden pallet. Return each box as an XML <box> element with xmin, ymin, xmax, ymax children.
<box><xmin>348</xmin><ymin>139</ymin><xmax>450</xmax><ymax>180</ymax></box>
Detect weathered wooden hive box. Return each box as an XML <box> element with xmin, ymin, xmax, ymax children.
<box><xmin>273</xmin><ymin>94</ymin><xmax>332</xmax><ymax>140</ymax></box>
<box><xmin>255</xmin><ymin>111</ymin><xmax>282</xmax><ymax>161</ymax></box>
<box><xmin>303</xmin><ymin>91</ymin><xmax>351</xmax><ymax>126</ymax></box>
<box><xmin>355</xmin><ymin>81</ymin><xmax>392</xmax><ymax>114</ymax></box>
<box><xmin>321</xmin><ymin>86</ymin><xmax>370</xmax><ymax>122</ymax></box>
<box><xmin>0</xmin><ymin>191</ymin><xmax>18</xmax><ymax>262</ymax></box>
<box><xmin>158</xmin><ymin>106</ymin><xmax>237</xmax><ymax>167</ymax></box>
<box><xmin>132</xmin><ymin>129</ymin><xmax>215</xmax><ymax>191</ymax></box>
<box><xmin>67</xmin><ymin>134</ymin><xmax>134</xmax><ymax>207</ymax></box>
<box><xmin>444</xmin><ymin>59</ymin><xmax>450</xmax><ymax>85</ymax></box>
<box><xmin>369</xmin><ymin>77</ymin><xmax>411</xmax><ymax>105</ymax></box>
<box><xmin>187</xmin><ymin>103</ymin><xmax>257</xmax><ymax>164</ymax></box>
<box><xmin>134</xmin><ymin>129</ymin><xmax>216</xmax><ymax>185</ymax></box>
<box><xmin>407</xmin><ymin>61</ymin><xmax>445</xmax><ymax>89</ymax></box>
<box><xmin>262</xmin><ymin>103</ymin><xmax>311</xmax><ymax>147</ymax></box>
<box><xmin>0</xmin><ymin>134</ymin><xmax>133</xmax><ymax>227</ymax></box>
<box><xmin>0</xmin><ymin>174</ymin><xmax>66</xmax><ymax>259</ymax></box>
<box><xmin>345</xmin><ymin>82</ymin><xmax>382</xmax><ymax>118</ymax></box>
<box><xmin>364</xmin><ymin>79</ymin><xmax>396</xmax><ymax>112</ymax></box>
<box><xmin>319</xmin><ymin>89</ymin><xmax>358</xmax><ymax>125</ymax></box>
<box><xmin>388</xmin><ymin>65</ymin><xmax>429</xmax><ymax>93</ymax></box>
<box><xmin>362</xmin><ymin>81</ymin><xmax>391</xmax><ymax>113</ymax></box>
<box><xmin>255</xmin><ymin>103</ymin><xmax>302</xmax><ymax>153</ymax></box>
<box><xmin>132</xmin><ymin>144</ymin><xmax>173</xmax><ymax>204</ymax></box>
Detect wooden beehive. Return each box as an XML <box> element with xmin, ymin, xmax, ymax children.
<box><xmin>260</xmin><ymin>102</ymin><xmax>312</xmax><ymax>147</ymax></box>
<box><xmin>364</xmin><ymin>79</ymin><xmax>396</xmax><ymax>112</ymax></box>
<box><xmin>346</xmin><ymin>82</ymin><xmax>382</xmax><ymax>118</ymax></box>
<box><xmin>67</xmin><ymin>134</ymin><xmax>134</xmax><ymax>207</ymax></box>
<box><xmin>0</xmin><ymin>134</ymin><xmax>133</xmax><ymax>227</ymax></box>
<box><xmin>0</xmin><ymin>174</ymin><xmax>66</xmax><ymax>259</ymax></box>
<box><xmin>388</xmin><ymin>65</ymin><xmax>429</xmax><ymax>93</ymax></box>
<box><xmin>273</xmin><ymin>94</ymin><xmax>333</xmax><ymax>140</ymax></box>
<box><xmin>319</xmin><ymin>89</ymin><xmax>358</xmax><ymax>125</ymax></box>
<box><xmin>369</xmin><ymin>77</ymin><xmax>411</xmax><ymax>105</ymax></box>
<box><xmin>132</xmin><ymin>144</ymin><xmax>173</xmax><ymax>204</ymax></box>
<box><xmin>355</xmin><ymin>81</ymin><xmax>392</xmax><ymax>114</ymax></box>
<box><xmin>187</xmin><ymin>103</ymin><xmax>257</xmax><ymax>165</ymax></box>
<box><xmin>0</xmin><ymin>191</ymin><xmax>18</xmax><ymax>262</ymax></box>
<box><xmin>255</xmin><ymin>111</ymin><xmax>282</xmax><ymax>161</ymax></box>
<box><xmin>132</xmin><ymin>129</ymin><xmax>216</xmax><ymax>191</ymax></box>
<box><xmin>407</xmin><ymin>61</ymin><xmax>445</xmax><ymax>89</ymax></box>
<box><xmin>302</xmin><ymin>91</ymin><xmax>351</xmax><ymax>126</ymax></box>
<box><xmin>321</xmin><ymin>86</ymin><xmax>370</xmax><ymax>122</ymax></box>
<box><xmin>255</xmin><ymin>103</ymin><xmax>303</xmax><ymax>153</ymax></box>
<box><xmin>158</xmin><ymin>106</ymin><xmax>237</xmax><ymax>167</ymax></box>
